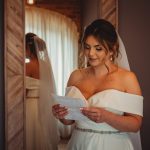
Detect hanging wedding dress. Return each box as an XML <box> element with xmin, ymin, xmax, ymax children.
<box><xmin>26</xmin><ymin>76</ymin><xmax>42</xmax><ymax>149</ymax></box>
<box><xmin>25</xmin><ymin>36</ymin><xmax>59</xmax><ymax>150</ymax></box>
<box><xmin>65</xmin><ymin>34</ymin><xmax>143</xmax><ymax>150</ymax></box>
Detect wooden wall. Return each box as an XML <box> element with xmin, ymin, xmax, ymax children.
<box><xmin>5</xmin><ymin>0</ymin><xmax>25</xmax><ymax>149</ymax></box>
<box><xmin>99</xmin><ymin>0</ymin><xmax>118</xmax><ymax>29</ymax></box>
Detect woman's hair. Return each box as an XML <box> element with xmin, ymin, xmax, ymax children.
<box><xmin>26</xmin><ymin>32</ymin><xmax>37</xmax><ymax>57</ymax></box>
<box><xmin>81</xmin><ymin>19</ymin><xmax>119</xmax><ymax>61</ymax></box>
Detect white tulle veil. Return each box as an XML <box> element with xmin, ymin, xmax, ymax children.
<box><xmin>116</xmin><ymin>33</ymin><xmax>142</xmax><ymax>150</ymax></box>
<box><xmin>34</xmin><ymin>36</ymin><xmax>59</xmax><ymax>150</ymax></box>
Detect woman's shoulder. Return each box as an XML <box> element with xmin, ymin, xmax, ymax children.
<box><xmin>67</xmin><ymin>68</ymin><xmax>88</xmax><ymax>86</ymax></box>
<box><xmin>26</xmin><ymin>58</ymin><xmax>39</xmax><ymax>78</ymax></box>
<box><xmin>117</xmin><ymin>67</ymin><xmax>142</xmax><ymax>95</ymax></box>
<box><xmin>117</xmin><ymin>67</ymin><xmax>133</xmax><ymax>77</ymax></box>
<box><xmin>117</xmin><ymin>67</ymin><xmax>136</xmax><ymax>80</ymax></box>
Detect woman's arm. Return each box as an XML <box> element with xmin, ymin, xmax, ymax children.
<box><xmin>81</xmin><ymin>107</ymin><xmax>142</xmax><ymax>132</ymax></box>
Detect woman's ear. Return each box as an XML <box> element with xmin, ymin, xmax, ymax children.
<box><xmin>110</xmin><ymin>51</ymin><xmax>113</xmax><ymax>56</ymax></box>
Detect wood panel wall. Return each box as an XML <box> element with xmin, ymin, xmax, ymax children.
<box><xmin>99</xmin><ymin>0</ymin><xmax>118</xmax><ymax>29</ymax></box>
<box><xmin>5</xmin><ymin>0</ymin><xmax>25</xmax><ymax>149</ymax></box>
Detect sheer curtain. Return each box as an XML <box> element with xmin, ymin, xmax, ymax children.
<box><xmin>25</xmin><ymin>6</ymin><xmax>79</xmax><ymax>95</ymax></box>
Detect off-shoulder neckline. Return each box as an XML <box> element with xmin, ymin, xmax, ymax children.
<box><xmin>66</xmin><ymin>86</ymin><xmax>143</xmax><ymax>100</ymax></box>
<box><xmin>26</xmin><ymin>76</ymin><xmax>39</xmax><ymax>81</ymax></box>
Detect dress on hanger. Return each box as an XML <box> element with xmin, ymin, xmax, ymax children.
<box><xmin>26</xmin><ymin>76</ymin><xmax>44</xmax><ymax>150</ymax></box>
<box><xmin>26</xmin><ymin>76</ymin><xmax>58</xmax><ymax>150</ymax></box>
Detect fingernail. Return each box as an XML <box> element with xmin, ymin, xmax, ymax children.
<box><xmin>59</xmin><ymin>104</ymin><xmax>64</xmax><ymax>107</ymax></box>
<box><xmin>80</xmin><ymin>108</ymin><xmax>83</xmax><ymax>111</ymax></box>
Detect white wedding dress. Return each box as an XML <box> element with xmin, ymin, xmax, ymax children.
<box><xmin>26</xmin><ymin>76</ymin><xmax>44</xmax><ymax>150</ymax></box>
<box><xmin>26</xmin><ymin>76</ymin><xmax>59</xmax><ymax>150</ymax></box>
<box><xmin>66</xmin><ymin>86</ymin><xmax>143</xmax><ymax>150</ymax></box>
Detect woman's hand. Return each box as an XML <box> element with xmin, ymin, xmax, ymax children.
<box><xmin>81</xmin><ymin>107</ymin><xmax>105</xmax><ymax>123</ymax></box>
<box><xmin>52</xmin><ymin>104</ymin><xmax>75</xmax><ymax>125</ymax></box>
<box><xmin>81</xmin><ymin>107</ymin><xmax>142</xmax><ymax>132</ymax></box>
<box><xmin>52</xmin><ymin>104</ymin><xmax>68</xmax><ymax>119</ymax></box>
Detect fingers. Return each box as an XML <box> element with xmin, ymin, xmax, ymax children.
<box><xmin>81</xmin><ymin>107</ymin><xmax>103</xmax><ymax>123</ymax></box>
<box><xmin>52</xmin><ymin>104</ymin><xmax>68</xmax><ymax>119</ymax></box>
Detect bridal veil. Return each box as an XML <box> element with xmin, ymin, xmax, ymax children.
<box><xmin>34</xmin><ymin>36</ymin><xmax>59</xmax><ymax>150</ymax></box>
<box><xmin>116</xmin><ymin>33</ymin><xmax>142</xmax><ymax>150</ymax></box>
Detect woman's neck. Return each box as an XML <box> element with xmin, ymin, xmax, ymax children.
<box><xmin>90</xmin><ymin>61</ymin><xmax>116</xmax><ymax>77</ymax></box>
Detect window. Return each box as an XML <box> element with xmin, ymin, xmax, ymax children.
<box><xmin>25</xmin><ymin>7</ymin><xmax>79</xmax><ymax>95</ymax></box>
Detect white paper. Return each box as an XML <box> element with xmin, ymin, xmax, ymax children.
<box><xmin>52</xmin><ymin>95</ymin><xmax>89</xmax><ymax>121</ymax></box>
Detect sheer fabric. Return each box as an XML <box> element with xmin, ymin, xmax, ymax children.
<box><xmin>34</xmin><ymin>36</ymin><xmax>59</xmax><ymax>150</ymax></box>
<box><xmin>25</xmin><ymin>7</ymin><xmax>78</xmax><ymax>95</ymax></box>
<box><xmin>116</xmin><ymin>34</ymin><xmax>142</xmax><ymax>150</ymax></box>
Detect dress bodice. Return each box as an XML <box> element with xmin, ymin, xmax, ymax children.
<box><xmin>66</xmin><ymin>86</ymin><xmax>143</xmax><ymax>131</ymax></box>
<box><xmin>26</xmin><ymin>76</ymin><xmax>40</xmax><ymax>98</ymax></box>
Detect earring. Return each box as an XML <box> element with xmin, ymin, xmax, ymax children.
<box><xmin>110</xmin><ymin>55</ymin><xmax>113</xmax><ymax>61</ymax></box>
<box><xmin>84</xmin><ymin>56</ymin><xmax>88</xmax><ymax>67</ymax></box>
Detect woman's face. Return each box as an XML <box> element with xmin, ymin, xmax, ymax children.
<box><xmin>84</xmin><ymin>35</ymin><xmax>111</xmax><ymax>67</ymax></box>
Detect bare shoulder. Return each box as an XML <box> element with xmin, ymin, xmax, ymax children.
<box><xmin>26</xmin><ymin>58</ymin><xmax>39</xmax><ymax>78</ymax></box>
<box><xmin>118</xmin><ymin>68</ymin><xmax>142</xmax><ymax>95</ymax></box>
<box><xmin>26</xmin><ymin>62</ymin><xmax>32</xmax><ymax>76</ymax></box>
<box><xmin>67</xmin><ymin>68</ymin><xmax>86</xmax><ymax>86</ymax></box>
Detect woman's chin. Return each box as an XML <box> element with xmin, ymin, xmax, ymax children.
<box><xmin>89</xmin><ymin>62</ymin><xmax>100</xmax><ymax>67</ymax></box>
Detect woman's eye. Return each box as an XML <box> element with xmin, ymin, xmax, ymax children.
<box><xmin>96</xmin><ymin>47</ymin><xmax>102</xmax><ymax>51</ymax></box>
<box><xmin>84</xmin><ymin>45</ymin><xmax>90</xmax><ymax>50</ymax></box>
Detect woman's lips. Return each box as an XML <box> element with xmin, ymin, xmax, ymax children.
<box><xmin>89</xmin><ymin>58</ymin><xmax>98</xmax><ymax>61</ymax></box>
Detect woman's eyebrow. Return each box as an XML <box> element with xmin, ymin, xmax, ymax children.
<box><xmin>94</xmin><ymin>44</ymin><xmax>101</xmax><ymax>47</ymax></box>
<box><xmin>84</xmin><ymin>42</ymin><xmax>89</xmax><ymax>45</ymax></box>
<box><xmin>84</xmin><ymin>43</ymin><xmax>100</xmax><ymax>46</ymax></box>
<box><xmin>84</xmin><ymin>43</ymin><xmax>102</xmax><ymax>48</ymax></box>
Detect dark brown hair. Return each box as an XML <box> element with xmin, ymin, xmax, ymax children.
<box><xmin>82</xmin><ymin>19</ymin><xmax>119</xmax><ymax>61</ymax></box>
<box><xmin>26</xmin><ymin>32</ymin><xmax>37</xmax><ymax>57</ymax></box>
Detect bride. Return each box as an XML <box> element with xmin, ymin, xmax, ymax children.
<box><xmin>52</xmin><ymin>19</ymin><xmax>143</xmax><ymax>150</ymax></box>
<box><xmin>25</xmin><ymin>33</ymin><xmax>59</xmax><ymax>150</ymax></box>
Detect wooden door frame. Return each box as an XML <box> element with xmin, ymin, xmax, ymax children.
<box><xmin>0</xmin><ymin>0</ymin><xmax>5</xmax><ymax>149</ymax></box>
<box><xmin>4</xmin><ymin>0</ymin><xmax>25</xmax><ymax>149</ymax></box>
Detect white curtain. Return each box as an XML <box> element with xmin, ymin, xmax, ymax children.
<box><xmin>25</xmin><ymin>6</ymin><xmax>79</xmax><ymax>95</ymax></box>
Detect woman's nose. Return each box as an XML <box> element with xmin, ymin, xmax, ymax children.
<box><xmin>89</xmin><ymin>48</ymin><xmax>95</xmax><ymax>56</ymax></box>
